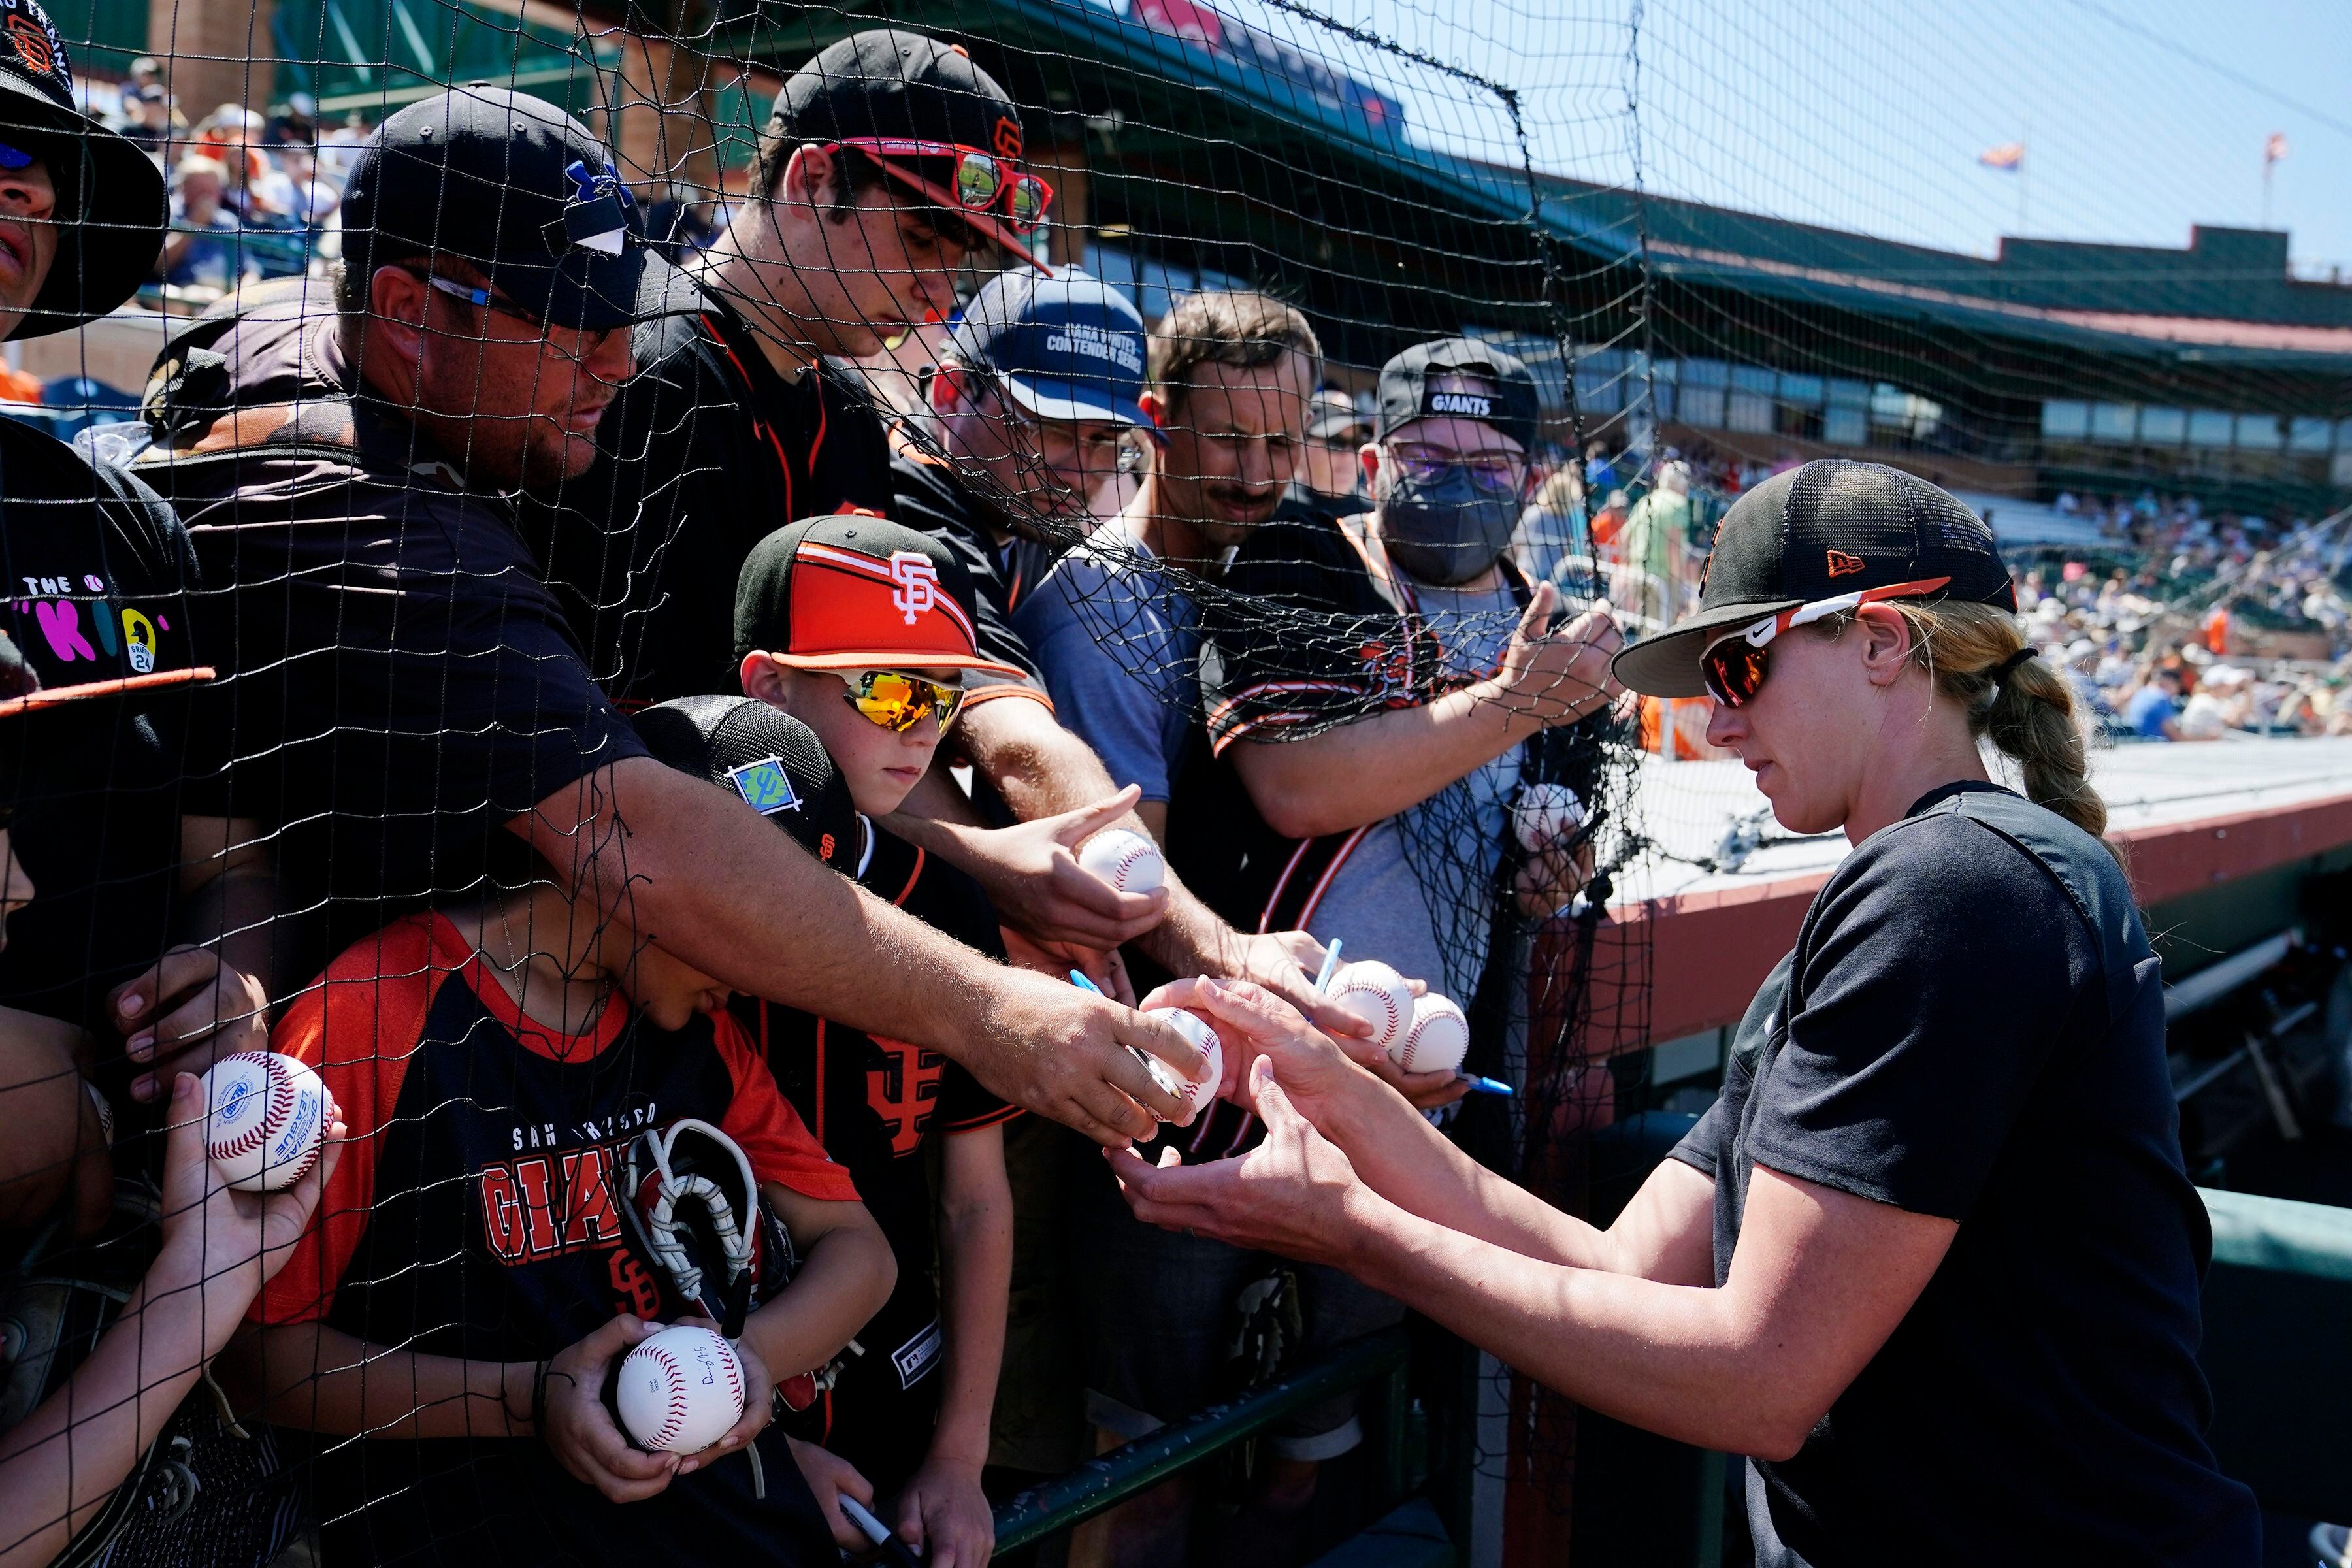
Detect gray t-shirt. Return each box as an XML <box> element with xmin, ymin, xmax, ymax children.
<box><xmin>1012</xmin><ymin>516</ymin><xmax>1200</xmax><ymax>803</ymax></box>
<box><xmin>1307</xmin><ymin>576</ymin><xmax>1522</xmax><ymax>996</ymax></box>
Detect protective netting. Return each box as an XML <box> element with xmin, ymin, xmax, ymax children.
<box><xmin>3</xmin><ymin>0</ymin><xmax>2349</xmax><ymax>1562</ymax></box>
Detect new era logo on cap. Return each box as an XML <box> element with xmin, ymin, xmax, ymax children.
<box><xmin>1827</xmin><ymin>549</ymin><xmax>1865</xmax><ymax>578</ymax></box>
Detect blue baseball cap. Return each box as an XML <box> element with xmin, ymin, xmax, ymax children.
<box><xmin>945</xmin><ymin>267</ymin><xmax>1151</xmax><ymax>430</ymax></box>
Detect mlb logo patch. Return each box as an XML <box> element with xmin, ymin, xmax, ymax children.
<box><xmin>727</xmin><ymin>756</ymin><xmax>802</xmax><ymax>816</ymax></box>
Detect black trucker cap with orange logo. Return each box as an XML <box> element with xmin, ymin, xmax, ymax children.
<box><xmin>765</xmin><ymin>29</ymin><xmax>1045</xmax><ymax>270</ymax></box>
<box><xmin>1612</xmin><ymin>459</ymin><xmax>2017</xmax><ymax>699</ymax></box>
<box><xmin>733</xmin><ymin>512</ymin><xmax>1030</xmax><ymax>678</ymax></box>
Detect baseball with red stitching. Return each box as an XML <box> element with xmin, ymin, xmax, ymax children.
<box><xmin>1076</xmin><ymin>826</ymin><xmax>1166</xmax><ymax>896</ymax></box>
<box><xmin>201</xmin><ymin>1051</ymin><xmax>329</xmax><ymax>1193</ymax></box>
<box><xmin>1394</xmin><ymin>992</ymin><xmax>1471</xmax><ymax>1076</ymax></box>
<box><xmin>1326</xmin><ymin>960</ymin><xmax>1413</xmax><ymax>1053</ymax></box>
<box><xmin>617</xmin><ymin>1324</ymin><xmax>746</xmax><ymax>1454</ymax></box>
<box><xmin>1136</xmin><ymin>1005</ymin><xmax>1223</xmax><ymax>1119</ymax></box>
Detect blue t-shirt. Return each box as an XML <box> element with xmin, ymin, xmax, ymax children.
<box><xmin>1012</xmin><ymin>517</ymin><xmax>1200</xmax><ymax>804</ymax></box>
<box><xmin>2122</xmin><ymin>685</ymin><xmax>2180</xmax><ymax>739</ymax></box>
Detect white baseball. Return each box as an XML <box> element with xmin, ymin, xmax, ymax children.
<box><xmin>201</xmin><ymin>1051</ymin><xmax>328</xmax><ymax>1193</ymax></box>
<box><xmin>1326</xmin><ymin>961</ymin><xmax>1413</xmax><ymax>1053</ymax></box>
<box><xmin>1513</xmin><ymin>783</ymin><xmax>1587</xmax><ymax>854</ymax></box>
<box><xmin>617</xmin><ymin>1324</ymin><xmax>746</xmax><ymax>1454</ymax></box>
<box><xmin>1077</xmin><ymin>828</ymin><xmax>1166</xmax><ymax>895</ymax></box>
<box><xmin>1393</xmin><ymin>994</ymin><xmax>1471</xmax><ymax>1076</ymax></box>
<box><xmin>1136</xmin><ymin>1007</ymin><xmax>1222</xmax><ymax>1119</ymax></box>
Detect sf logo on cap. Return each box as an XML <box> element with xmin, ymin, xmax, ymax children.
<box><xmin>890</xmin><ymin>553</ymin><xmax>940</xmax><ymax>625</ymax></box>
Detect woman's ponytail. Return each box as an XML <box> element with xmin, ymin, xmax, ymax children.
<box><xmin>1888</xmin><ymin>600</ymin><xmax>2114</xmax><ymax>847</ymax></box>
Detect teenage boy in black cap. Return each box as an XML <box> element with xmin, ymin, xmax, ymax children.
<box><xmin>525</xmin><ymin>28</ymin><xmax>1051</xmax><ymax>712</ymax></box>
<box><xmin>128</xmin><ymin>89</ymin><xmax>1204</xmax><ymax>1152</ymax></box>
<box><xmin>0</xmin><ymin>0</ymin><xmax>277</xmax><ymax>1121</ymax></box>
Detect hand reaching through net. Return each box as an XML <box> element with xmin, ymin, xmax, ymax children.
<box><xmin>1492</xmin><ymin>582</ymin><xmax>1625</xmax><ymax>727</ymax></box>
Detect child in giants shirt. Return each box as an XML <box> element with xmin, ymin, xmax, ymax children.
<box><xmin>227</xmin><ymin>698</ymin><xmax>896</xmax><ymax>1565</ymax></box>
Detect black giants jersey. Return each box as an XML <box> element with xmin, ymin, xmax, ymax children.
<box><xmin>738</xmin><ymin>826</ymin><xmax>1018</xmax><ymax>1484</ymax></box>
<box><xmin>259</xmin><ymin>912</ymin><xmax>857</xmax><ymax>1567</ymax></box>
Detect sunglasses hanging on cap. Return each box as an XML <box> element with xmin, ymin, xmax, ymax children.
<box><xmin>826</xmin><ymin>137</ymin><xmax>1053</xmax><ymax>233</ymax></box>
<box><xmin>1700</xmin><ymin>576</ymin><xmax>1951</xmax><ymax>708</ymax></box>
<box><xmin>832</xmin><ymin>670</ymin><xmax>965</xmax><ymax>736</ymax></box>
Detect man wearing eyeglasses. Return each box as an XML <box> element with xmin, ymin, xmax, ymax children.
<box><xmin>131</xmin><ymin>89</ymin><xmax>1207</xmax><ymax>1151</ymax></box>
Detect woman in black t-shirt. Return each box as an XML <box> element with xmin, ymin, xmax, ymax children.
<box><xmin>1105</xmin><ymin>463</ymin><xmax>2260</xmax><ymax>1565</ymax></box>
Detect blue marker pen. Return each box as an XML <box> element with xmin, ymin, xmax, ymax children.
<box><xmin>1461</xmin><ymin>1075</ymin><xmax>1515</xmax><ymax>1097</ymax></box>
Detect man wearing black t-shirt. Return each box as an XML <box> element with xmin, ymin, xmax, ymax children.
<box><xmin>130</xmin><ymin>89</ymin><xmax>1203</xmax><ymax>1152</ymax></box>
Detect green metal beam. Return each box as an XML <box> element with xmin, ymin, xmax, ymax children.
<box><xmin>991</xmin><ymin>1330</ymin><xmax>1410</xmax><ymax>1554</ymax></box>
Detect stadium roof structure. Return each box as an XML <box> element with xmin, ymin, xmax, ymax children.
<box><xmin>683</xmin><ymin>1</ymin><xmax>2351</xmax><ymax>385</ymax></box>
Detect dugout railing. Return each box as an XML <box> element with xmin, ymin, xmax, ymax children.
<box><xmin>989</xmin><ymin>1331</ymin><xmax>1422</xmax><ymax>1558</ymax></box>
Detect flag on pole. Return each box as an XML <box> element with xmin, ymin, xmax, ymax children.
<box><xmin>1978</xmin><ymin>142</ymin><xmax>2025</xmax><ymax>172</ymax></box>
<box><xmin>2265</xmin><ymin>132</ymin><xmax>2289</xmax><ymax>165</ymax></box>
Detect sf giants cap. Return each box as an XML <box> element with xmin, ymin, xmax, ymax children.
<box><xmin>632</xmin><ymin>696</ymin><xmax>860</xmax><ymax>873</ymax></box>
<box><xmin>342</xmin><ymin>88</ymin><xmax>664</xmax><ymax>333</ymax></box>
<box><xmin>766</xmin><ymin>29</ymin><xmax>1045</xmax><ymax>270</ymax></box>
<box><xmin>0</xmin><ymin>0</ymin><xmax>165</xmax><ymax>338</ymax></box>
<box><xmin>734</xmin><ymin>512</ymin><xmax>1030</xmax><ymax>678</ymax></box>
<box><xmin>1612</xmin><ymin>459</ymin><xmax>2018</xmax><ymax>699</ymax></box>
<box><xmin>945</xmin><ymin>266</ymin><xmax>1149</xmax><ymax>429</ymax></box>
<box><xmin>1375</xmin><ymin>338</ymin><xmax>1541</xmax><ymax>455</ymax></box>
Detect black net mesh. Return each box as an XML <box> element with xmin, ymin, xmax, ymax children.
<box><xmin>1</xmin><ymin>0</ymin><xmax>2347</xmax><ymax>1561</ymax></box>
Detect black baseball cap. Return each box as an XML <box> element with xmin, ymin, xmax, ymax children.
<box><xmin>0</xmin><ymin>0</ymin><xmax>164</xmax><ymax>338</ymax></box>
<box><xmin>1375</xmin><ymin>338</ymin><xmax>1541</xmax><ymax>455</ymax></box>
<box><xmin>734</xmin><ymin>512</ymin><xmax>1029</xmax><ymax>678</ymax></box>
<box><xmin>1612</xmin><ymin>460</ymin><xmax>2019</xmax><ymax>699</ymax></box>
<box><xmin>632</xmin><ymin>696</ymin><xmax>860</xmax><ymax>873</ymax></box>
<box><xmin>766</xmin><ymin>29</ymin><xmax>1045</xmax><ymax>270</ymax></box>
<box><xmin>340</xmin><ymin>88</ymin><xmax>662</xmax><ymax>332</ymax></box>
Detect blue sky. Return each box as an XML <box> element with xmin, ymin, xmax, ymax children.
<box><xmin>1242</xmin><ymin>0</ymin><xmax>2351</xmax><ymax>272</ymax></box>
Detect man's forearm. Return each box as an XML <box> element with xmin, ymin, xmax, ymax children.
<box><xmin>955</xmin><ymin>695</ymin><xmax>1249</xmax><ymax>980</ymax></box>
<box><xmin>520</xmin><ymin>760</ymin><xmax>1004</xmax><ymax>1050</ymax></box>
<box><xmin>1233</xmin><ymin>680</ymin><xmax>1538</xmax><ymax>841</ymax></box>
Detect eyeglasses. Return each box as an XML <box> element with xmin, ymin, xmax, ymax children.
<box><xmin>1699</xmin><ymin>576</ymin><xmax>1952</xmax><ymax>708</ymax></box>
<box><xmin>1386</xmin><ymin>443</ymin><xmax>1526</xmax><ymax>497</ymax></box>
<box><xmin>412</xmin><ymin>269</ymin><xmax>618</xmax><ymax>365</ymax></box>
<box><xmin>832</xmin><ymin>669</ymin><xmax>966</xmax><ymax>735</ymax></box>
<box><xmin>827</xmin><ymin>138</ymin><xmax>1054</xmax><ymax>235</ymax></box>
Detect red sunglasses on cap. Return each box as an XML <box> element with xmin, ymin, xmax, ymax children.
<box><xmin>826</xmin><ymin>137</ymin><xmax>1054</xmax><ymax>234</ymax></box>
<box><xmin>1700</xmin><ymin>576</ymin><xmax>1951</xmax><ymax>708</ymax></box>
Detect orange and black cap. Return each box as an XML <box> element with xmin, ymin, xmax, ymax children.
<box><xmin>1613</xmin><ymin>460</ymin><xmax>2017</xmax><ymax>699</ymax></box>
<box><xmin>733</xmin><ymin>511</ymin><xmax>1030</xmax><ymax>679</ymax></box>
